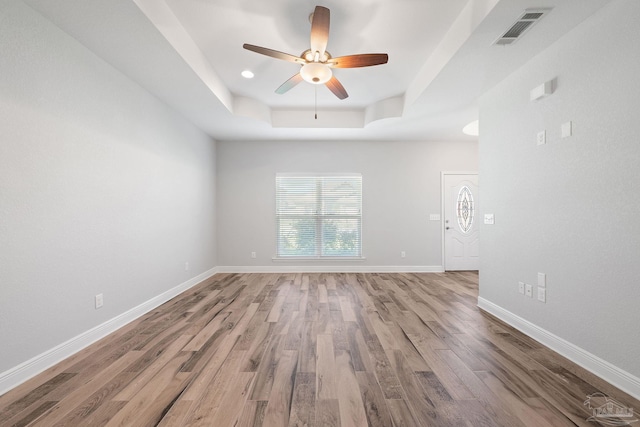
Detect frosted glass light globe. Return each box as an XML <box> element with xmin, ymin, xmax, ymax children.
<box><xmin>300</xmin><ymin>62</ymin><xmax>332</xmax><ymax>84</ymax></box>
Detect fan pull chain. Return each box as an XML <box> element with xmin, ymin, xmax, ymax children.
<box><xmin>314</xmin><ymin>86</ymin><xmax>318</xmax><ymax>120</ymax></box>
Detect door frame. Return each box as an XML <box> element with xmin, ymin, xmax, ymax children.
<box><xmin>440</xmin><ymin>171</ymin><xmax>478</xmax><ymax>271</ymax></box>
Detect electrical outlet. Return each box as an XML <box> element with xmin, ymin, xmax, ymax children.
<box><xmin>95</xmin><ymin>293</ymin><xmax>104</xmax><ymax>309</ymax></box>
<box><xmin>400</xmin><ymin>251</ymin><xmax>406</xmax><ymax>258</ymax></box>
<box><xmin>525</xmin><ymin>284</ymin><xmax>533</xmax><ymax>298</ymax></box>
<box><xmin>251</xmin><ymin>252</ymin><xmax>256</xmax><ymax>259</ymax></box>
<box><xmin>537</xmin><ymin>287</ymin><xmax>546</xmax><ymax>303</ymax></box>
<box><xmin>537</xmin><ymin>130</ymin><xmax>546</xmax><ymax>145</ymax></box>
<box><xmin>518</xmin><ymin>281</ymin><xmax>525</xmax><ymax>295</ymax></box>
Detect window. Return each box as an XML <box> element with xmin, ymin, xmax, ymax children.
<box><xmin>456</xmin><ymin>185</ymin><xmax>474</xmax><ymax>233</ymax></box>
<box><xmin>276</xmin><ymin>174</ymin><xmax>362</xmax><ymax>258</ymax></box>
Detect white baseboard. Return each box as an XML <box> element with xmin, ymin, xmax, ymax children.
<box><xmin>477</xmin><ymin>297</ymin><xmax>640</xmax><ymax>400</ymax></box>
<box><xmin>216</xmin><ymin>265</ymin><xmax>444</xmax><ymax>273</ymax></box>
<box><xmin>0</xmin><ymin>267</ymin><xmax>219</xmax><ymax>396</ymax></box>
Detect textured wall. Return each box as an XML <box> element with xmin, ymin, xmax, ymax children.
<box><xmin>216</xmin><ymin>140</ymin><xmax>477</xmax><ymax>269</ymax></box>
<box><xmin>478</xmin><ymin>0</ymin><xmax>640</xmax><ymax>378</ymax></box>
<box><xmin>0</xmin><ymin>1</ymin><xmax>217</xmax><ymax>372</ymax></box>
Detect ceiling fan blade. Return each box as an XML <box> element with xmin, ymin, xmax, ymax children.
<box><xmin>310</xmin><ymin>6</ymin><xmax>330</xmax><ymax>58</ymax></box>
<box><xmin>276</xmin><ymin>73</ymin><xmax>304</xmax><ymax>94</ymax></box>
<box><xmin>325</xmin><ymin>76</ymin><xmax>348</xmax><ymax>100</ymax></box>
<box><xmin>327</xmin><ymin>53</ymin><xmax>389</xmax><ymax>68</ymax></box>
<box><xmin>243</xmin><ymin>44</ymin><xmax>305</xmax><ymax>64</ymax></box>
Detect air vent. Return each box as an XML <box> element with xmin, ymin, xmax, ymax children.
<box><xmin>494</xmin><ymin>8</ymin><xmax>551</xmax><ymax>46</ymax></box>
<box><xmin>521</xmin><ymin>12</ymin><xmax>544</xmax><ymax>20</ymax></box>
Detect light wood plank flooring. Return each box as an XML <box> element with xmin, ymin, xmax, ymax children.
<box><xmin>1</xmin><ymin>272</ymin><xmax>638</xmax><ymax>426</ymax></box>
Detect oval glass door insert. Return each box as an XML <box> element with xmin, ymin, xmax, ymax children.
<box><xmin>456</xmin><ymin>186</ymin><xmax>474</xmax><ymax>233</ymax></box>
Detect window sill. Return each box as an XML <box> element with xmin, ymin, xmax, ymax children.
<box><xmin>272</xmin><ymin>256</ymin><xmax>366</xmax><ymax>262</ymax></box>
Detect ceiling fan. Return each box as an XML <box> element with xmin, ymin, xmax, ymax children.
<box><xmin>243</xmin><ymin>5</ymin><xmax>388</xmax><ymax>100</ymax></box>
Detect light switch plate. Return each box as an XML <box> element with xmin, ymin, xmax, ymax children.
<box><xmin>429</xmin><ymin>214</ymin><xmax>441</xmax><ymax>221</ymax></box>
<box><xmin>538</xmin><ymin>273</ymin><xmax>546</xmax><ymax>288</ymax></box>
<box><xmin>525</xmin><ymin>284</ymin><xmax>533</xmax><ymax>298</ymax></box>
<box><xmin>484</xmin><ymin>214</ymin><xmax>495</xmax><ymax>225</ymax></box>
<box><xmin>518</xmin><ymin>282</ymin><xmax>525</xmax><ymax>295</ymax></box>
<box><xmin>537</xmin><ymin>287</ymin><xmax>546</xmax><ymax>303</ymax></box>
<box><xmin>561</xmin><ymin>121</ymin><xmax>572</xmax><ymax>138</ymax></box>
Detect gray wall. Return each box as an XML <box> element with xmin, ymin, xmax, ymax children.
<box><xmin>216</xmin><ymin>140</ymin><xmax>477</xmax><ymax>270</ymax></box>
<box><xmin>478</xmin><ymin>0</ymin><xmax>640</xmax><ymax>380</ymax></box>
<box><xmin>0</xmin><ymin>1</ymin><xmax>217</xmax><ymax>373</ymax></box>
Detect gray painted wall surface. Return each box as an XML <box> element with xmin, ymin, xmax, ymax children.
<box><xmin>216</xmin><ymin>140</ymin><xmax>478</xmax><ymax>269</ymax></box>
<box><xmin>0</xmin><ymin>1</ymin><xmax>217</xmax><ymax>372</ymax></box>
<box><xmin>478</xmin><ymin>0</ymin><xmax>640</xmax><ymax>378</ymax></box>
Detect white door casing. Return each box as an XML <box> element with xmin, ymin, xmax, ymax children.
<box><xmin>442</xmin><ymin>173</ymin><xmax>479</xmax><ymax>271</ymax></box>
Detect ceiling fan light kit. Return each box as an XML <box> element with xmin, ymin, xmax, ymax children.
<box><xmin>243</xmin><ymin>5</ymin><xmax>388</xmax><ymax>100</ymax></box>
<box><xmin>300</xmin><ymin>62</ymin><xmax>332</xmax><ymax>84</ymax></box>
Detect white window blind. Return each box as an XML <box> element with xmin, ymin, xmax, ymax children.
<box><xmin>276</xmin><ymin>174</ymin><xmax>362</xmax><ymax>258</ymax></box>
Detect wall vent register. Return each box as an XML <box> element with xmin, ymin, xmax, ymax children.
<box><xmin>494</xmin><ymin>8</ymin><xmax>551</xmax><ymax>46</ymax></box>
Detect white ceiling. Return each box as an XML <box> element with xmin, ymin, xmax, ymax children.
<box><xmin>23</xmin><ymin>0</ymin><xmax>611</xmax><ymax>141</ymax></box>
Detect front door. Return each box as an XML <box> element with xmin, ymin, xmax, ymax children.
<box><xmin>443</xmin><ymin>173</ymin><xmax>479</xmax><ymax>271</ymax></box>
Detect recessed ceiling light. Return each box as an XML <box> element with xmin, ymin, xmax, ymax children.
<box><xmin>463</xmin><ymin>120</ymin><xmax>479</xmax><ymax>136</ymax></box>
<box><xmin>241</xmin><ymin>70</ymin><xmax>254</xmax><ymax>79</ymax></box>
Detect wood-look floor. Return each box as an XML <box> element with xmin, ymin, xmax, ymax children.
<box><xmin>1</xmin><ymin>272</ymin><xmax>638</xmax><ymax>426</ymax></box>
